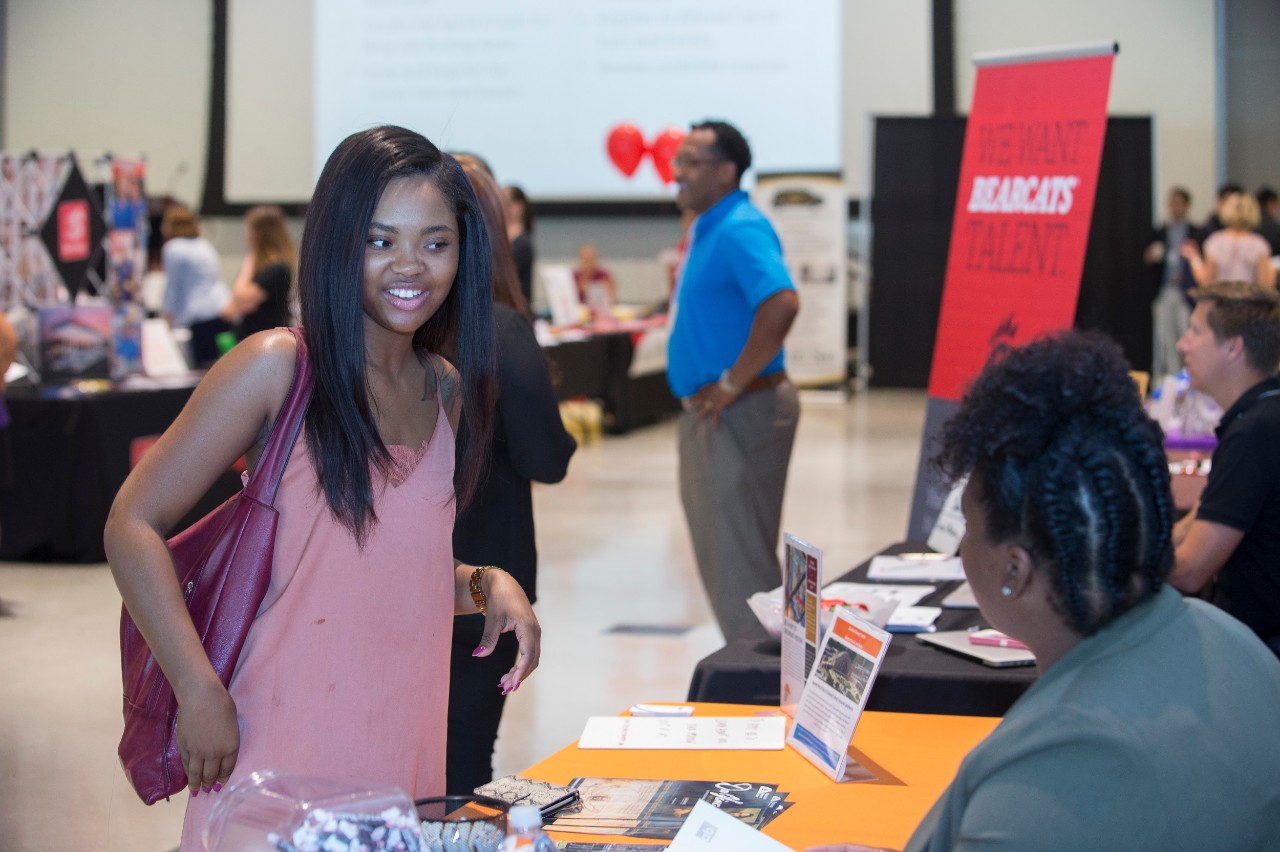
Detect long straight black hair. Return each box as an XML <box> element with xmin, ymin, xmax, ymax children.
<box><xmin>299</xmin><ymin>125</ymin><xmax>496</xmax><ymax>546</ymax></box>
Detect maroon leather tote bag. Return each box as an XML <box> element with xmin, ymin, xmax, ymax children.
<box><xmin>118</xmin><ymin>328</ymin><xmax>313</xmax><ymax>804</ymax></box>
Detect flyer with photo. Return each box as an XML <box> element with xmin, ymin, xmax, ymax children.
<box><xmin>787</xmin><ymin>607</ymin><xmax>892</xmax><ymax>782</ymax></box>
<box><xmin>780</xmin><ymin>532</ymin><xmax>821</xmax><ymax>717</ymax></box>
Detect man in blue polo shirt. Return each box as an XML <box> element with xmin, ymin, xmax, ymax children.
<box><xmin>1172</xmin><ymin>281</ymin><xmax>1280</xmax><ymax>655</ymax></box>
<box><xmin>667</xmin><ymin>120</ymin><xmax>800</xmax><ymax>641</ymax></box>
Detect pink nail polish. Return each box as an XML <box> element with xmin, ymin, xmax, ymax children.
<box><xmin>472</xmin><ymin>645</ymin><xmax>486</xmax><ymax>656</ymax></box>
<box><xmin>213</xmin><ymin>782</ymin><xmax>223</xmax><ymax>793</ymax></box>
<box><xmin>203</xmin><ymin>786</ymin><xmax>212</xmax><ymax>794</ymax></box>
<box><xmin>192</xmin><ymin>788</ymin><xmax>199</xmax><ymax>798</ymax></box>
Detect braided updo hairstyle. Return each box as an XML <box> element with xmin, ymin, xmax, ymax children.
<box><xmin>935</xmin><ymin>331</ymin><xmax>1173</xmax><ymax>636</ymax></box>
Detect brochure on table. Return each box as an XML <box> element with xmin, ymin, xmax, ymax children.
<box><xmin>780</xmin><ymin>532</ymin><xmax>821</xmax><ymax>718</ymax></box>
<box><xmin>548</xmin><ymin>777</ymin><xmax>792</xmax><ymax>841</ymax></box>
<box><xmin>787</xmin><ymin>607</ymin><xmax>892</xmax><ymax>782</ymax></box>
<box><xmin>668</xmin><ymin>799</ymin><xmax>794</xmax><ymax>852</ymax></box>
<box><xmin>822</xmin><ymin>581</ymin><xmax>936</xmax><ymax>633</ymax></box>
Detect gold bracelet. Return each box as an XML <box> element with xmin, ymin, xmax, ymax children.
<box><xmin>469</xmin><ymin>565</ymin><xmax>498</xmax><ymax>615</ymax></box>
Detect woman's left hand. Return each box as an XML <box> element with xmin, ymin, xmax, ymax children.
<box><xmin>474</xmin><ymin>568</ymin><xmax>541</xmax><ymax>694</ymax></box>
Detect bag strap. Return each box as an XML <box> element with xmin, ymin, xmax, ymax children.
<box><xmin>241</xmin><ymin>327</ymin><xmax>314</xmax><ymax>505</ymax></box>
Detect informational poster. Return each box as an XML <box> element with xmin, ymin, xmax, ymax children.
<box><xmin>780</xmin><ymin>532</ymin><xmax>821</xmax><ymax>718</ymax></box>
<box><xmin>1</xmin><ymin>153</ymin><xmax>73</xmax><ymax>310</ymax></box>
<box><xmin>107</xmin><ymin>158</ymin><xmax>148</xmax><ymax>379</ymax></box>
<box><xmin>907</xmin><ymin>43</ymin><xmax>1116</xmax><ymax>538</ymax></box>
<box><xmin>755</xmin><ymin>172</ymin><xmax>848</xmax><ymax>387</ymax></box>
<box><xmin>787</xmin><ymin>607</ymin><xmax>891</xmax><ymax>783</ymax></box>
<box><xmin>38</xmin><ymin>304</ymin><xmax>112</xmax><ymax>384</ymax></box>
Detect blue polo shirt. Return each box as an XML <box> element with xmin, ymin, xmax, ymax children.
<box><xmin>666</xmin><ymin>190</ymin><xmax>795</xmax><ymax>399</ymax></box>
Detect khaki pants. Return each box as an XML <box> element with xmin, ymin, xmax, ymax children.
<box><xmin>678</xmin><ymin>381</ymin><xmax>799</xmax><ymax>642</ymax></box>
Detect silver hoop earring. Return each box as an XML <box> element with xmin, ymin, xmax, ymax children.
<box><xmin>1000</xmin><ymin>586</ymin><xmax>1013</xmax><ymax>597</ymax></box>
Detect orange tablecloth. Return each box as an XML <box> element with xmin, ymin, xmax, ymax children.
<box><xmin>520</xmin><ymin>702</ymin><xmax>998</xmax><ymax>851</ymax></box>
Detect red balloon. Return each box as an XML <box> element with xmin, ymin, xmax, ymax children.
<box><xmin>606</xmin><ymin>123</ymin><xmax>646</xmax><ymax>178</ymax></box>
<box><xmin>649</xmin><ymin>127</ymin><xmax>685</xmax><ymax>184</ymax></box>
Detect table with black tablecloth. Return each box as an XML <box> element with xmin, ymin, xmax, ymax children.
<box><xmin>687</xmin><ymin>542</ymin><xmax>1039</xmax><ymax>716</ymax></box>
<box><xmin>542</xmin><ymin>326</ymin><xmax>680</xmax><ymax>434</ymax></box>
<box><xmin>0</xmin><ymin>381</ymin><xmax>242</xmax><ymax>563</ymax></box>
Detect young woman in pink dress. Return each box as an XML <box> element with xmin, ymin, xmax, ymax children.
<box><xmin>105</xmin><ymin>126</ymin><xmax>542</xmax><ymax>849</ymax></box>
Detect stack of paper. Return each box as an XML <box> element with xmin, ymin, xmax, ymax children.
<box><xmin>545</xmin><ymin>777</ymin><xmax>793</xmax><ymax>841</ymax></box>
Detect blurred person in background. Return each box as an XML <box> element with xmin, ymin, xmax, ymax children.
<box><xmin>1182</xmin><ymin>191</ymin><xmax>1275</xmax><ymax>288</ymax></box>
<box><xmin>448</xmin><ymin>155</ymin><xmax>576</xmax><ymax>792</ymax></box>
<box><xmin>1144</xmin><ymin>186</ymin><xmax>1197</xmax><ymax>381</ymax></box>
<box><xmin>160</xmin><ymin>205</ymin><xmax>230</xmax><ymax>367</ymax></box>
<box><xmin>222</xmin><ymin>205</ymin><xmax>296</xmax><ymax>341</ymax></box>
<box><xmin>573</xmin><ymin>243</ymin><xmax>617</xmax><ymax>318</ymax></box>
<box><xmin>504</xmin><ymin>184</ymin><xmax>535</xmax><ymax>307</ymax></box>
<box><xmin>1254</xmin><ymin>186</ymin><xmax>1280</xmax><ymax>257</ymax></box>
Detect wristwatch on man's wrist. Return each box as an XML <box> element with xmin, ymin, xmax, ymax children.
<box><xmin>718</xmin><ymin>369</ymin><xmax>741</xmax><ymax>396</ymax></box>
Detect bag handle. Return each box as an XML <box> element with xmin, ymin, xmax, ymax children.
<box><xmin>241</xmin><ymin>327</ymin><xmax>313</xmax><ymax>506</ymax></box>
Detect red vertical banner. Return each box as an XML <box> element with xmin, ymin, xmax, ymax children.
<box><xmin>928</xmin><ymin>49</ymin><xmax>1115</xmax><ymax>402</ymax></box>
<box><xmin>907</xmin><ymin>44</ymin><xmax>1116</xmax><ymax>541</ymax></box>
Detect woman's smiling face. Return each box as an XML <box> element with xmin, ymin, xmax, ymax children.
<box><xmin>362</xmin><ymin>174</ymin><xmax>459</xmax><ymax>339</ymax></box>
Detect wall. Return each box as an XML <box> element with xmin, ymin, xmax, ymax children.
<box><xmin>954</xmin><ymin>0</ymin><xmax>1218</xmax><ymax>222</ymax></box>
<box><xmin>0</xmin><ymin>1</ymin><xmax>1241</xmax><ymax>292</ymax></box>
<box><xmin>1224</xmin><ymin>0</ymin><xmax>1280</xmax><ymax>193</ymax></box>
<box><xmin>4</xmin><ymin>1</ymin><xmax>211</xmax><ymax>211</ymax></box>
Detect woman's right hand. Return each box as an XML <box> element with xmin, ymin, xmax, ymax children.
<box><xmin>177</xmin><ymin>678</ymin><xmax>240</xmax><ymax>795</ymax></box>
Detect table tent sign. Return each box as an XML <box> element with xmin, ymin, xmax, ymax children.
<box><xmin>787</xmin><ymin>607</ymin><xmax>892</xmax><ymax>782</ymax></box>
<box><xmin>780</xmin><ymin>532</ymin><xmax>822</xmax><ymax>718</ymax></box>
<box><xmin>906</xmin><ymin>42</ymin><xmax>1118</xmax><ymax>540</ymax></box>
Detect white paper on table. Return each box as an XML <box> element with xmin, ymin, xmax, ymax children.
<box><xmin>824</xmin><ymin>583</ymin><xmax>939</xmax><ymax>633</ymax></box>
<box><xmin>887</xmin><ymin>605</ymin><xmax>942</xmax><ymax>633</ymax></box>
<box><xmin>667</xmin><ymin>799</ymin><xmax>794</xmax><ymax>852</ymax></box>
<box><xmin>629</xmin><ymin>703</ymin><xmax>695</xmax><ymax>717</ymax></box>
<box><xmin>867</xmin><ymin>554</ymin><xmax>965</xmax><ymax>582</ymax></box>
<box><xmin>577</xmin><ymin>716</ymin><xmax>786</xmax><ymax>750</ymax></box>
<box><xmin>824</xmin><ymin>582</ymin><xmax>935</xmax><ymax>608</ymax></box>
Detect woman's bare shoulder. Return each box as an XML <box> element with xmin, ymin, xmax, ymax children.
<box><xmin>199</xmin><ymin>329</ymin><xmax>301</xmax><ymax>425</ymax></box>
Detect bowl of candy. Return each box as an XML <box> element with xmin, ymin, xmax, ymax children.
<box><xmin>204</xmin><ymin>770</ymin><xmax>425</xmax><ymax>851</ymax></box>
<box><xmin>414</xmin><ymin>794</ymin><xmax>509</xmax><ymax>852</ymax></box>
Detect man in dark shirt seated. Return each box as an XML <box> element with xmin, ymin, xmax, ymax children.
<box><xmin>1171</xmin><ymin>281</ymin><xmax>1280</xmax><ymax>655</ymax></box>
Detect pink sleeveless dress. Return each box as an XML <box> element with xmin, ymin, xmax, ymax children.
<box><xmin>181</xmin><ymin>401</ymin><xmax>456</xmax><ymax>849</ymax></box>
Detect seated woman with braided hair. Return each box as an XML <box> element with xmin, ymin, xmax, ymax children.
<box><xmin>809</xmin><ymin>331</ymin><xmax>1280</xmax><ymax>852</ymax></box>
